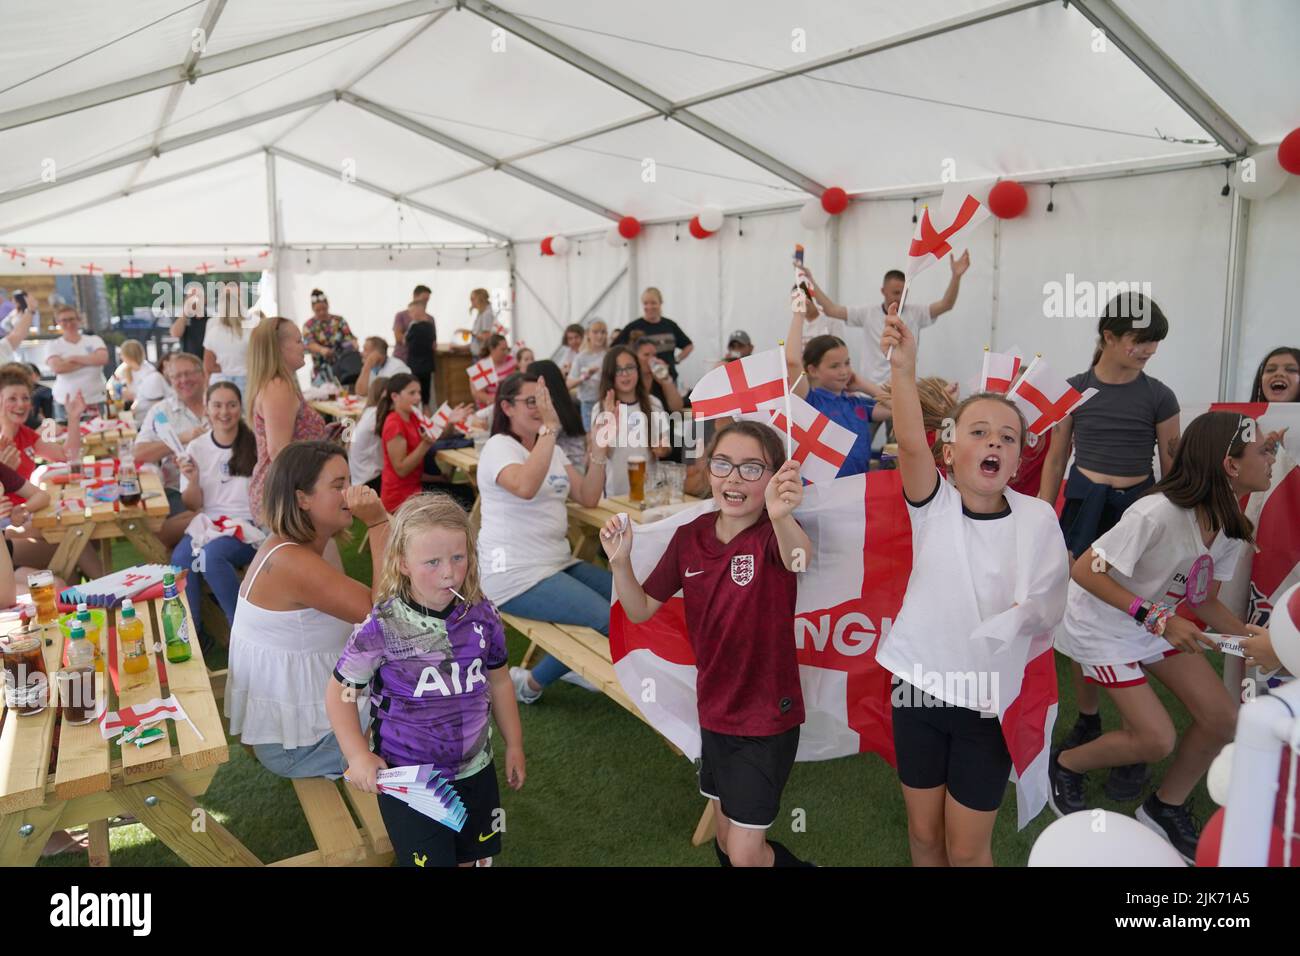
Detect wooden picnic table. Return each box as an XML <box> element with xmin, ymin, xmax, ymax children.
<box><xmin>308</xmin><ymin>398</ymin><xmax>364</xmax><ymax>422</ymax></box>
<box><xmin>31</xmin><ymin>468</ymin><xmax>171</xmax><ymax>582</ymax></box>
<box><xmin>0</xmin><ymin>594</ymin><xmax>257</xmax><ymax>866</ymax></box>
<box><xmin>566</xmin><ymin>494</ymin><xmax>704</xmax><ymax>561</ymax></box>
<box><xmin>434</xmin><ymin>445</ymin><xmax>480</xmax><ymax>487</ymax></box>
<box><xmin>79</xmin><ymin>417</ymin><xmax>137</xmax><ymax>458</ymax></box>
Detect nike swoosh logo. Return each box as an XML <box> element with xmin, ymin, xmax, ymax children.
<box><xmin>478</xmin><ymin>832</ymin><xmax>496</xmax><ymax>843</ymax></box>
<box><xmin>684</xmin><ymin>569</ymin><xmax>704</xmax><ymax>577</ymax></box>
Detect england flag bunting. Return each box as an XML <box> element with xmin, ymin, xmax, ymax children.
<box><xmin>466</xmin><ymin>358</ymin><xmax>498</xmax><ymax>389</ymax></box>
<box><xmin>1183</xmin><ymin>402</ymin><xmax>1300</xmax><ymax>630</ymax></box>
<box><xmin>906</xmin><ymin>185</ymin><xmax>991</xmax><ymax>280</ymax></box>
<box><xmin>688</xmin><ymin>347</ymin><xmax>787</xmax><ymax>421</ymax></box>
<box><xmin>610</xmin><ymin>470</ymin><xmax>1062</xmax><ymax>828</ymax></box>
<box><xmin>1008</xmin><ymin>356</ymin><xmax>1098</xmax><ymax>436</ymax></box>
<box><xmin>980</xmin><ymin>348</ymin><xmax>1023</xmax><ymax>394</ymax></box>
<box><xmin>739</xmin><ymin>391</ymin><xmax>856</xmax><ymax>484</ymax></box>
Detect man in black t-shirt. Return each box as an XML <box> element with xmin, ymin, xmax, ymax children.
<box><xmin>613</xmin><ymin>287</ymin><xmax>692</xmax><ymax>382</ymax></box>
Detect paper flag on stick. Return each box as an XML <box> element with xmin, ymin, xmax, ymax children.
<box><xmin>99</xmin><ymin>694</ymin><xmax>203</xmax><ymax>742</ymax></box>
<box><xmin>1007</xmin><ymin>356</ymin><xmax>1097</xmax><ymax>436</ymax></box>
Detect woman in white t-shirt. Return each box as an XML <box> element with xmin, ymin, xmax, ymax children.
<box><xmin>878</xmin><ymin>311</ymin><xmax>1069</xmax><ymax>867</ymax></box>
<box><xmin>203</xmin><ymin>291</ymin><xmax>249</xmax><ymax>396</ymax></box>
<box><xmin>172</xmin><ymin>381</ymin><xmax>260</xmax><ymax>647</ymax></box>
<box><xmin>593</xmin><ymin>345</ymin><xmax>669</xmax><ymax>498</ymax></box>
<box><xmin>1050</xmin><ymin>411</ymin><xmax>1276</xmax><ymax>861</ymax></box>
<box><xmin>477</xmin><ymin>373</ymin><xmax>611</xmax><ymax>704</ymax></box>
<box><xmin>566</xmin><ymin>319</ymin><xmax>607</xmax><ymax>430</ymax></box>
<box><xmin>347</xmin><ymin>375</ymin><xmax>388</xmax><ymax>492</ymax></box>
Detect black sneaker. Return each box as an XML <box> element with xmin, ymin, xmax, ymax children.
<box><xmin>1059</xmin><ymin>715</ymin><xmax>1101</xmax><ymax>751</ymax></box>
<box><xmin>1048</xmin><ymin>749</ymin><xmax>1088</xmax><ymax>816</ymax></box>
<box><xmin>1136</xmin><ymin>795</ymin><xmax>1199</xmax><ymax>864</ymax></box>
<box><xmin>1105</xmin><ymin>762</ymin><xmax>1152</xmax><ymax>801</ymax></box>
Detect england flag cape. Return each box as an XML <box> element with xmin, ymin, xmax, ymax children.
<box><xmin>610</xmin><ymin>470</ymin><xmax>1068</xmax><ymax>828</ymax></box>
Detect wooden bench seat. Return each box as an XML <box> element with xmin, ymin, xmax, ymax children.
<box><xmin>501</xmin><ymin>614</ymin><xmax>715</xmax><ymax>846</ymax></box>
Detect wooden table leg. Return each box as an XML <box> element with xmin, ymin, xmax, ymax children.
<box><xmin>98</xmin><ymin>538</ymin><xmax>113</xmax><ymax>572</ymax></box>
<box><xmin>50</xmin><ymin>524</ymin><xmax>94</xmax><ymax>582</ymax></box>
<box><xmin>87</xmin><ymin>819</ymin><xmax>111</xmax><ymax>867</ymax></box>
<box><xmin>117</xmin><ymin>516</ymin><xmax>168</xmax><ymax>564</ymax></box>
<box><xmin>520</xmin><ymin>640</ymin><xmax>540</xmax><ymax>669</ymax></box>
<box><xmin>0</xmin><ymin>802</ymin><xmax>68</xmax><ymax>867</ymax></box>
<box><xmin>691</xmin><ymin>800</ymin><xmax>717</xmax><ymax>847</ymax></box>
<box><xmin>113</xmin><ymin>777</ymin><xmax>262</xmax><ymax>867</ymax></box>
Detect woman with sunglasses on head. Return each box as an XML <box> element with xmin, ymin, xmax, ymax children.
<box><xmin>476</xmin><ymin>373</ymin><xmax>613</xmax><ymax>703</ymax></box>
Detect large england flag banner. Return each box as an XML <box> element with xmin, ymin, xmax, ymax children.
<box><xmin>609</xmin><ymin>470</ymin><xmax>1060</xmax><ymax>827</ymax></box>
<box><xmin>1184</xmin><ymin>402</ymin><xmax>1300</xmax><ymax>628</ymax></box>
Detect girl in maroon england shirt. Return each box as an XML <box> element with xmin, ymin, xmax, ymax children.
<box><xmin>602</xmin><ymin>421</ymin><xmax>814</xmax><ymax>867</ymax></box>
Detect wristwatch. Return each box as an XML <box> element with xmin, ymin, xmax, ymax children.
<box><xmin>537</xmin><ymin>424</ymin><xmax>555</xmax><ymax>439</ymax></box>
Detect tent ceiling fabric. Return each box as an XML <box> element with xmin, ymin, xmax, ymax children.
<box><xmin>0</xmin><ymin>0</ymin><xmax>1292</xmax><ymax>258</ymax></box>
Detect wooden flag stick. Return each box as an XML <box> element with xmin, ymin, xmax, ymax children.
<box><xmin>778</xmin><ymin>341</ymin><xmax>794</xmax><ymax>458</ymax></box>
<box><xmin>885</xmin><ymin>280</ymin><xmax>911</xmax><ymax>362</ymax></box>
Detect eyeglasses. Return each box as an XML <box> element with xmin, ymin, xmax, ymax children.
<box><xmin>509</xmin><ymin>396</ymin><xmax>538</xmax><ymax>409</ymax></box>
<box><xmin>614</xmin><ymin>365</ymin><xmax>639</xmax><ymax>376</ymax></box>
<box><xmin>708</xmin><ymin>457</ymin><xmax>769</xmax><ymax>481</ymax></box>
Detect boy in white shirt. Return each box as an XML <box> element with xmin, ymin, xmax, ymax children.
<box><xmin>45</xmin><ymin>307</ymin><xmax>108</xmax><ymax>411</ymax></box>
<box><xmin>353</xmin><ymin>336</ymin><xmax>410</xmax><ymax>397</ymax></box>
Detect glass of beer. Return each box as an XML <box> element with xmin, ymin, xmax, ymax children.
<box><xmin>627</xmin><ymin>455</ymin><xmax>647</xmax><ymax>503</ymax></box>
<box><xmin>1</xmin><ymin>635</ymin><xmax>49</xmax><ymax>715</ymax></box>
<box><xmin>28</xmin><ymin>570</ymin><xmax>58</xmax><ymax>625</ymax></box>
<box><xmin>56</xmin><ymin>667</ymin><xmax>96</xmax><ymax>724</ymax></box>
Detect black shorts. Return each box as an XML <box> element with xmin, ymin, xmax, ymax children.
<box><xmin>377</xmin><ymin>760</ymin><xmax>502</xmax><ymax>867</ymax></box>
<box><xmin>698</xmin><ymin>725</ymin><xmax>799</xmax><ymax>829</ymax></box>
<box><xmin>891</xmin><ymin>679</ymin><xmax>1011</xmax><ymax>812</ymax></box>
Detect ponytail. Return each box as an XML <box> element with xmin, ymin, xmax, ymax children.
<box><xmin>375</xmin><ymin>372</ymin><xmax>418</xmax><ymax>436</ymax></box>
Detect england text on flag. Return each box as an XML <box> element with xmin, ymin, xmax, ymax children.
<box><xmin>688</xmin><ymin>347</ymin><xmax>787</xmax><ymax>421</ymax></box>
<box><xmin>609</xmin><ymin>471</ymin><xmax>1063</xmax><ymax>829</ymax></box>
<box><xmin>1008</xmin><ymin>356</ymin><xmax>1097</xmax><ymax>436</ymax></box>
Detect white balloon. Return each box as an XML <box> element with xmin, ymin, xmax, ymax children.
<box><xmin>1207</xmin><ymin>742</ymin><xmax>1235</xmax><ymax>806</ymax></box>
<box><xmin>551</xmin><ymin>235</ymin><xmax>570</xmax><ymax>255</ymax></box>
<box><xmin>698</xmin><ymin>205</ymin><xmax>724</xmax><ymax>232</ymax></box>
<box><xmin>605</xmin><ymin>227</ymin><xmax>624</xmax><ymax>248</ymax></box>
<box><xmin>1234</xmin><ymin>148</ymin><xmax>1288</xmax><ymax>200</ymax></box>
<box><xmin>1270</xmin><ymin>581</ymin><xmax>1300</xmax><ymax>676</ymax></box>
<box><xmin>1028</xmin><ymin>810</ymin><xmax>1187</xmax><ymax>867</ymax></box>
<box><xmin>799</xmin><ymin>198</ymin><xmax>830</xmax><ymax>230</ymax></box>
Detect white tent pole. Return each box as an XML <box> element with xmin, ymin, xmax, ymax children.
<box><xmin>266</xmin><ymin>147</ymin><xmax>511</xmax><ymax>244</ymax></box>
<box><xmin>266</xmin><ymin>151</ymin><xmax>283</xmax><ymax>313</ymax></box>
<box><xmin>0</xmin><ymin>0</ymin><xmax>450</xmax><ymax>133</ymax></box>
<box><xmin>0</xmin><ymin>148</ymin><xmax>262</xmax><ymax>234</ymax></box>
<box><xmin>341</xmin><ymin>92</ymin><xmax>621</xmax><ymax>221</ymax></box>
<box><xmin>1070</xmin><ymin>0</ymin><xmax>1253</xmax><ymax>155</ymax></box>
<box><xmin>124</xmin><ymin>0</ymin><xmax>230</xmax><ymax>192</ymax></box>
<box><xmin>827</xmin><ymin>214</ymin><xmax>841</xmax><ymax>302</ymax></box>
<box><xmin>267</xmin><ymin>8</ymin><xmax>450</xmax><ymax>150</ymax></box>
<box><xmin>459</xmin><ymin>0</ymin><xmax>825</xmax><ymax>196</ymax></box>
<box><xmin>627</xmin><ymin>236</ymin><xmax>639</xmax><ymax>327</ymax></box>
<box><xmin>578</xmin><ymin>266</ymin><xmax>629</xmax><ymax>325</ymax></box>
<box><xmin>1217</xmin><ymin>192</ymin><xmax>1250</xmax><ymax>402</ymax></box>
<box><xmin>0</xmin><ymin>93</ymin><xmax>334</xmax><ymax>207</ymax></box>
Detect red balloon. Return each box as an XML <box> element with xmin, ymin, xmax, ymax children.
<box><xmin>1279</xmin><ymin>127</ymin><xmax>1300</xmax><ymax>176</ymax></box>
<box><xmin>988</xmin><ymin>180</ymin><xmax>1028</xmax><ymax>219</ymax></box>
<box><xmin>688</xmin><ymin>216</ymin><xmax>713</xmax><ymax>239</ymax></box>
<box><xmin>1196</xmin><ymin>806</ymin><xmax>1298</xmax><ymax>867</ymax></box>
<box><xmin>540</xmin><ymin>236</ymin><xmax>554</xmax><ymax>255</ymax></box>
<box><xmin>618</xmin><ymin>216</ymin><xmax>641</xmax><ymax>239</ymax></box>
<box><xmin>821</xmin><ymin>186</ymin><xmax>849</xmax><ymax>215</ymax></box>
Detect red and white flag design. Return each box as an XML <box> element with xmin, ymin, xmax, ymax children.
<box><xmin>99</xmin><ymin>695</ymin><xmax>191</xmax><ymax>739</ymax></box>
<box><xmin>980</xmin><ymin>348</ymin><xmax>1023</xmax><ymax>394</ymax></box>
<box><xmin>466</xmin><ymin>358</ymin><xmax>498</xmax><ymax>389</ymax></box>
<box><xmin>740</xmin><ymin>392</ymin><xmax>856</xmax><ymax>484</ymax></box>
<box><xmin>906</xmin><ymin>185</ymin><xmax>991</xmax><ymax>280</ymax></box>
<box><xmin>688</xmin><ymin>347</ymin><xmax>787</xmax><ymax>421</ymax></box>
<box><xmin>1008</xmin><ymin>356</ymin><xmax>1097</xmax><ymax>436</ymax></box>
<box><xmin>415</xmin><ymin>402</ymin><xmax>454</xmax><ymax>442</ymax></box>
<box><xmin>610</xmin><ymin>471</ymin><xmax>1060</xmax><ymax>828</ymax></box>
<box><xmin>497</xmin><ymin>355</ymin><xmax>518</xmax><ymax>379</ymax></box>
<box><xmin>1185</xmin><ymin>402</ymin><xmax>1300</xmax><ymax>630</ymax></box>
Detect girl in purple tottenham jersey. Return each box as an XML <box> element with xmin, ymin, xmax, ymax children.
<box><xmin>326</xmin><ymin>494</ymin><xmax>525</xmax><ymax>868</ymax></box>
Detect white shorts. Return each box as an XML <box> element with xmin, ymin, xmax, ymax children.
<box><xmin>1082</xmin><ymin>649</ymin><xmax>1179</xmax><ymax>688</ymax></box>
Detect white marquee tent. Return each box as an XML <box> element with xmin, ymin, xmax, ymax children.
<box><xmin>1</xmin><ymin>0</ymin><xmax>1297</xmax><ymax>402</ymax></box>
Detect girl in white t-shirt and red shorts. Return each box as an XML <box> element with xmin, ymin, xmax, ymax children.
<box><xmin>1050</xmin><ymin>411</ymin><xmax>1277</xmax><ymax>862</ymax></box>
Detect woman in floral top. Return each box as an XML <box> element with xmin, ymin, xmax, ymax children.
<box><xmin>302</xmin><ymin>289</ymin><xmax>357</xmax><ymax>384</ymax></box>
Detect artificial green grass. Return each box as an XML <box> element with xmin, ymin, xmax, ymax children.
<box><xmin>38</xmin><ymin>524</ymin><xmax>1214</xmax><ymax>867</ymax></box>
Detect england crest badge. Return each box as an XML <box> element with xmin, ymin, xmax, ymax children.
<box><xmin>730</xmin><ymin>554</ymin><xmax>755</xmax><ymax>587</ymax></box>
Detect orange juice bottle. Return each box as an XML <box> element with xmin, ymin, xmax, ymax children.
<box><xmin>76</xmin><ymin>603</ymin><xmax>104</xmax><ymax>673</ymax></box>
<box><xmin>119</xmin><ymin>600</ymin><xmax>149</xmax><ymax>676</ymax></box>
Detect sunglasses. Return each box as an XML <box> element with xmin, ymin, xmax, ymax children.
<box><xmin>708</xmin><ymin>457</ymin><xmax>769</xmax><ymax>481</ymax></box>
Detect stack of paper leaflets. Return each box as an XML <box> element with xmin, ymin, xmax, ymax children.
<box><xmin>370</xmin><ymin>764</ymin><xmax>468</xmax><ymax>832</ymax></box>
<box><xmin>59</xmin><ymin>564</ymin><xmax>181</xmax><ymax>608</ymax></box>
